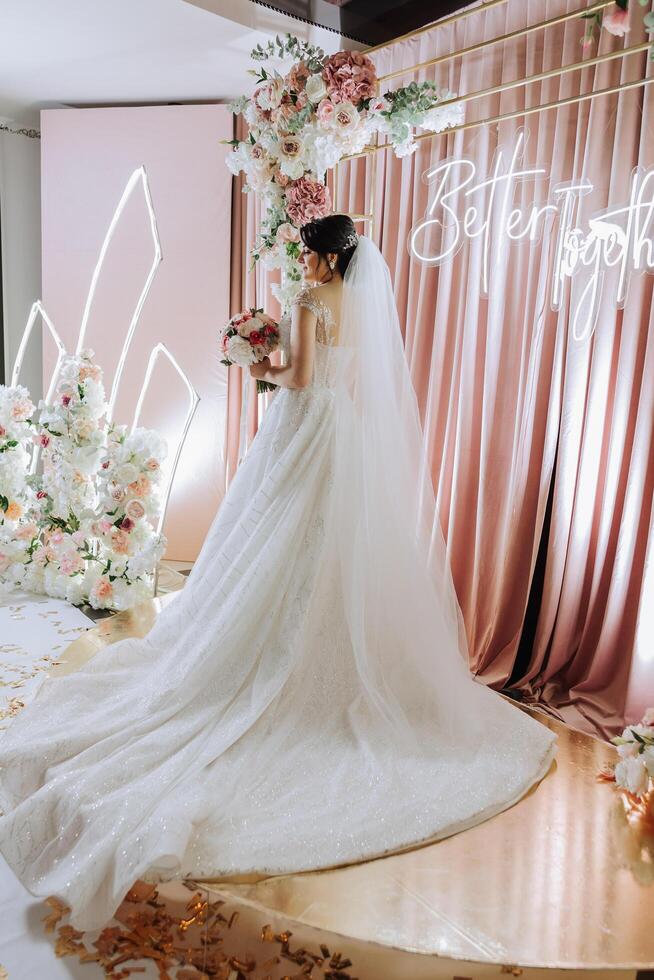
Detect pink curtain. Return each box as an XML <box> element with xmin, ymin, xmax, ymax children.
<box><xmin>227</xmin><ymin>0</ymin><xmax>654</xmax><ymax>739</ymax></box>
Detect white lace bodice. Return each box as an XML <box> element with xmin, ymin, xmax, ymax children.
<box><xmin>279</xmin><ymin>288</ymin><xmax>350</xmax><ymax>389</ymax></box>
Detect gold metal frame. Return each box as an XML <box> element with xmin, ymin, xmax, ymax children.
<box><xmin>377</xmin><ymin>0</ymin><xmax>615</xmax><ymax>82</ymax></box>
<box><xmin>334</xmin><ymin>1</ymin><xmax>652</xmax><ymax>236</ymax></box>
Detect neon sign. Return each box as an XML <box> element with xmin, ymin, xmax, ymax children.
<box><xmin>408</xmin><ymin>128</ymin><xmax>654</xmax><ymax>341</ymax></box>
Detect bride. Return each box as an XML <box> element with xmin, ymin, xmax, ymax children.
<box><xmin>0</xmin><ymin>214</ymin><xmax>557</xmax><ymax>932</ymax></box>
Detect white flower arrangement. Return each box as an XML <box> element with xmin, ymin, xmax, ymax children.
<box><xmin>224</xmin><ymin>33</ymin><xmax>465</xmax><ymax>313</ymax></box>
<box><xmin>0</xmin><ymin>350</ymin><xmax>168</xmax><ymax>611</ymax></box>
<box><xmin>610</xmin><ymin>708</ymin><xmax>654</xmax><ymax>798</ymax></box>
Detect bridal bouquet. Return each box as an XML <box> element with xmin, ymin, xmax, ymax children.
<box><xmin>220</xmin><ymin>309</ymin><xmax>280</xmax><ymax>393</ymax></box>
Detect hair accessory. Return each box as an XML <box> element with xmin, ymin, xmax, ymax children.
<box><xmin>344</xmin><ymin>231</ymin><xmax>359</xmax><ymax>249</ymax></box>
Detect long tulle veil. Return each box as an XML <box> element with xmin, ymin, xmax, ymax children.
<box><xmin>329</xmin><ymin>235</ymin><xmax>477</xmax><ymax>754</ymax></box>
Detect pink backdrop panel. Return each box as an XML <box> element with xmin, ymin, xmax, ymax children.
<box><xmin>40</xmin><ymin>104</ymin><xmax>232</xmax><ymax>561</ymax></box>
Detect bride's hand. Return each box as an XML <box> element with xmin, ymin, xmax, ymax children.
<box><xmin>249</xmin><ymin>357</ymin><xmax>271</xmax><ymax>380</ymax></box>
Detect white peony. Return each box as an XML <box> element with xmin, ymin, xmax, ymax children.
<box><xmin>332</xmin><ymin>101</ymin><xmax>360</xmax><ymax>135</ymax></box>
<box><xmin>305</xmin><ymin>73</ymin><xmax>328</xmax><ymax>104</ymax></box>
<box><xmin>227</xmin><ymin>334</ymin><xmax>257</xmax><ymax>367</ymax></box>
<box><xmin>278</xmin><ymin>156</ymin><xmax>305</xmax><ymax>180</ymax></box>
<box><xmin>254</xmin><ymin>76</ymin><xmax>284</xmax><ymax>111</ymax></box>
<box><xmin>615</xmin><ymin>756</ymin><xmax>650</xmax><ymax>796</ymax></box>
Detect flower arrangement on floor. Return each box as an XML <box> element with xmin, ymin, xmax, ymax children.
<box><xmin>225</xmin><ymin>33</ymin><xmax>464</xmax><ymax>312</ymax></box>
<box><xmin>599</xmin><ymin>707</ymin><xmax>654</xmax><ymax>833</ymax></box>
<box><xmin>581</xmin><ymin>0</ymin><xmax>654</xmax><ymax>52</ymax></box>
<box><xmin>0</xmin><ymin>349</ymin><xmax>167</xmax><ymax>611</ymax></box>
<box><xmin>219</xmin><ymin>308</ymin><xmax>281</xmax><ymax>393</ymax></box>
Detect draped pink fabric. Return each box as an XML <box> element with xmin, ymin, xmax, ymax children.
<box><xmin>227</xmin><ymin>0</ymin><xmax>654</xmax><ymax>740</ymax></box>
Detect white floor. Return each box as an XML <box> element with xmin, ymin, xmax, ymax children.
<box><xmin>0</xmin><ymin>590</ymin><xmax>103</xmax><ymax>977</ymax></box>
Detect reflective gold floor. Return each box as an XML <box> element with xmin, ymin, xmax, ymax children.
<box><xmin>55</xmin><ymin>594</ymin><xmax>654</xmax><ymax>972</ymax></box>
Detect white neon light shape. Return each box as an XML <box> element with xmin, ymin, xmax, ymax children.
<box><xmin>131</xmin><ymin>342</ymin><xmax>200</xmax><ymax>593</ymax></box>
<box><xmin>75</xmin><ymin>165</ymin><xmax>163</xmax><ymax>421</ymax></box>
<box><xmin>11</xmin><ymin>301</ymin><xmax>68</xmax><ymax>474</ymax></box>
<box><xmin>408</xmin><ymin>126</ymin><xmax>654</xmax><ymax>342</ymax></box>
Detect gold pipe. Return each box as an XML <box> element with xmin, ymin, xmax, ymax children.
<box><xmin>365</xmin><ymin>0</ymin><xmax>509</xmax><ymax>54</ymax></box>
<box><xmin>378</xmin><ymin>1</ymin><xmax>614</xmax><ymax>83</ymax></box>
<box><xmin>369</xmin><ymin>131</ymin><xmax>378</xmax><ymax>243</ymax></box>
<box><xmin>407</xmin><ymin>39</ymin><xmax>652</xmax><ymax>112</ymax></box>
<box><xmin>340</xmin><ymin>73</ymin><xmax>654</xmax><ymax>163</ymax></box>
<box><xmin>413</xmin><ymin>73</ymin><xmax>654</xmax><ymax>141</ymax></box>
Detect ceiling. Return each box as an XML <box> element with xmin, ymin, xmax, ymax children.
<box><xmin>244</xmin><ymin>0</ymin><xmax>476</xmax><ymax>45</ymax></box>
<box><xmin>0</xmin><ymin>0</ymin><xmax>345</xmax><ymax>127</ymax></box>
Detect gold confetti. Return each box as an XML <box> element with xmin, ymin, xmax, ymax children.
<box><xmin>41</xmin><ymin>883</ymin><xmax>361</xmax><ymax>979</ymax></box>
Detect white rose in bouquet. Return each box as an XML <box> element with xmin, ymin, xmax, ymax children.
<box><xmin>306</xmin><ymin>73</ymin><xmax>328</xmax><ymax>103</ymax></box>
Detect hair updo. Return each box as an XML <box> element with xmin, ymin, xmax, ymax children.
<box><xmin>300</xmin><ymin>213</ymin><xmax>359</xmax><ymax>278</ymax></box>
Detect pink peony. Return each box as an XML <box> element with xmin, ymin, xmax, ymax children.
<box><xmin>91</xmin><ymin>576</ymin><xmax>114</xmax><ymax>602</ymax></box>
<box><xmin>128</xmin><ymin>474</ymin><xmax>152</xmax><ymax>498</ymax></box>
<box><xmin>110</xmin><ymin>528</ymin><xmax>131</xmax><ymax>554</ymax></box>
<box><xmin>285</xmin><ymin>177</ymin><xmax>332</xmax><ymax>227</ymax></box>
<box><xmin>317</xmin><ymin>98</ymin><xmax>335</xmax><ymax>127</ymax></box>
<box><xmin>602</xmin><ymin>5</ymin><xmax>629</xmax><ymax>35</ymax></box>
<box><xmin>79</xmin><ymin>363</ymin><xmax>101</xmax><ymax>382</ymax></box>
<box><xmin>59</xmin><ymin>554</ymin><xmax>84</xmax><ymax>575</ymax></box>
<box><xmin>275</xmin><ymin>170</ymin><xmax>291</xmax><ymax>188</ymax></box>
<box><xmin>12</xmin><ymin>397</ymin><xmax>34</xmax><ymax>420</ymax></box>
<box><xmin>16</xmin><ymin>521</ymin><xmax>38</xmax><ymax>541</ymax></box>
<box><xmin>125</xmin><ymin>498</ymin><xmax>146</xmax><ymax>520</ymax></box>
<box><xmin>322</xmin><ymin>50</ymin><xmax>377</xmax><ymax>105</ymax></box>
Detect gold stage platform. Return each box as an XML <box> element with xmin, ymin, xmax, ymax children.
<box><xmin>52</xmin><ymin>592</ymin><xmax>654</xmax><ymax>978</ymax></box>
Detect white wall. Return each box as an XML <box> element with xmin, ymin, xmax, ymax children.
<box><xmin>0</xmin><ymin>121</ymin><xmax>41</xmax><ymax>396</ymax></box>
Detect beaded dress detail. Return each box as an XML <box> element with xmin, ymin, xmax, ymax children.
<box><xmin>0</xmin><ymin>282</ymin><xmax>557</xmax><ymax>932</ymax></box>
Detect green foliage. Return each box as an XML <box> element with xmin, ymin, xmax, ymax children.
<box><xmin>250</xmin><ymin>33</ymin><xmax>325</xmax><ymax>74</ymax></box>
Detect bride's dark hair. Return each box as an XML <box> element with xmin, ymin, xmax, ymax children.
<box><xmin>300</xmin><ymin>213</ymin><xmax>359</xmax><ymax>277</ymax></box>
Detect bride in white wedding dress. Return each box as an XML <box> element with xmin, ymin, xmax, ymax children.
<box><xmin>0</xmin><ymin>215</ymin><xmax>557</xmax><ymax>932</ymax></box>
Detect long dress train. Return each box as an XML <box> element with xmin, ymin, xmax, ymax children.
<box><xmin>0</xmin><ymin>244</ymin><xmax>557</xmax><ymax>931</ymax></box>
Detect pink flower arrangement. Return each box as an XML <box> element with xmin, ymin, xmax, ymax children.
<box><xmin>285</xmin><ymin>176</ymin><xmax>332</xmax><ymax>226</ymax></box>
<box><xmin>322</xmin><ymin>50</ymin><xmax>377</xmax><ymax>105</ymax></box>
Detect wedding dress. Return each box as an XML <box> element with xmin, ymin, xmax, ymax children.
<box><xmin>0</xmin><ymin>237</ymin><xmax>557</xmax><ymax>932</ymax></box>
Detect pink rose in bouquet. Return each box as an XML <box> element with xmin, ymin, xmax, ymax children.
<box><xmin>285</xmin><ymin>176</ymin><xmax>332</xmax><ymax>226</ymax></box>
<box><xmin>219</xmin><ymin>308</ymin><xmax>281</xmax><ymax>393</ymax></box>
<box><xmin>322</xmin><ymin>50</ymin><xmax>377</xmax><ymax>105</ymax></box>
